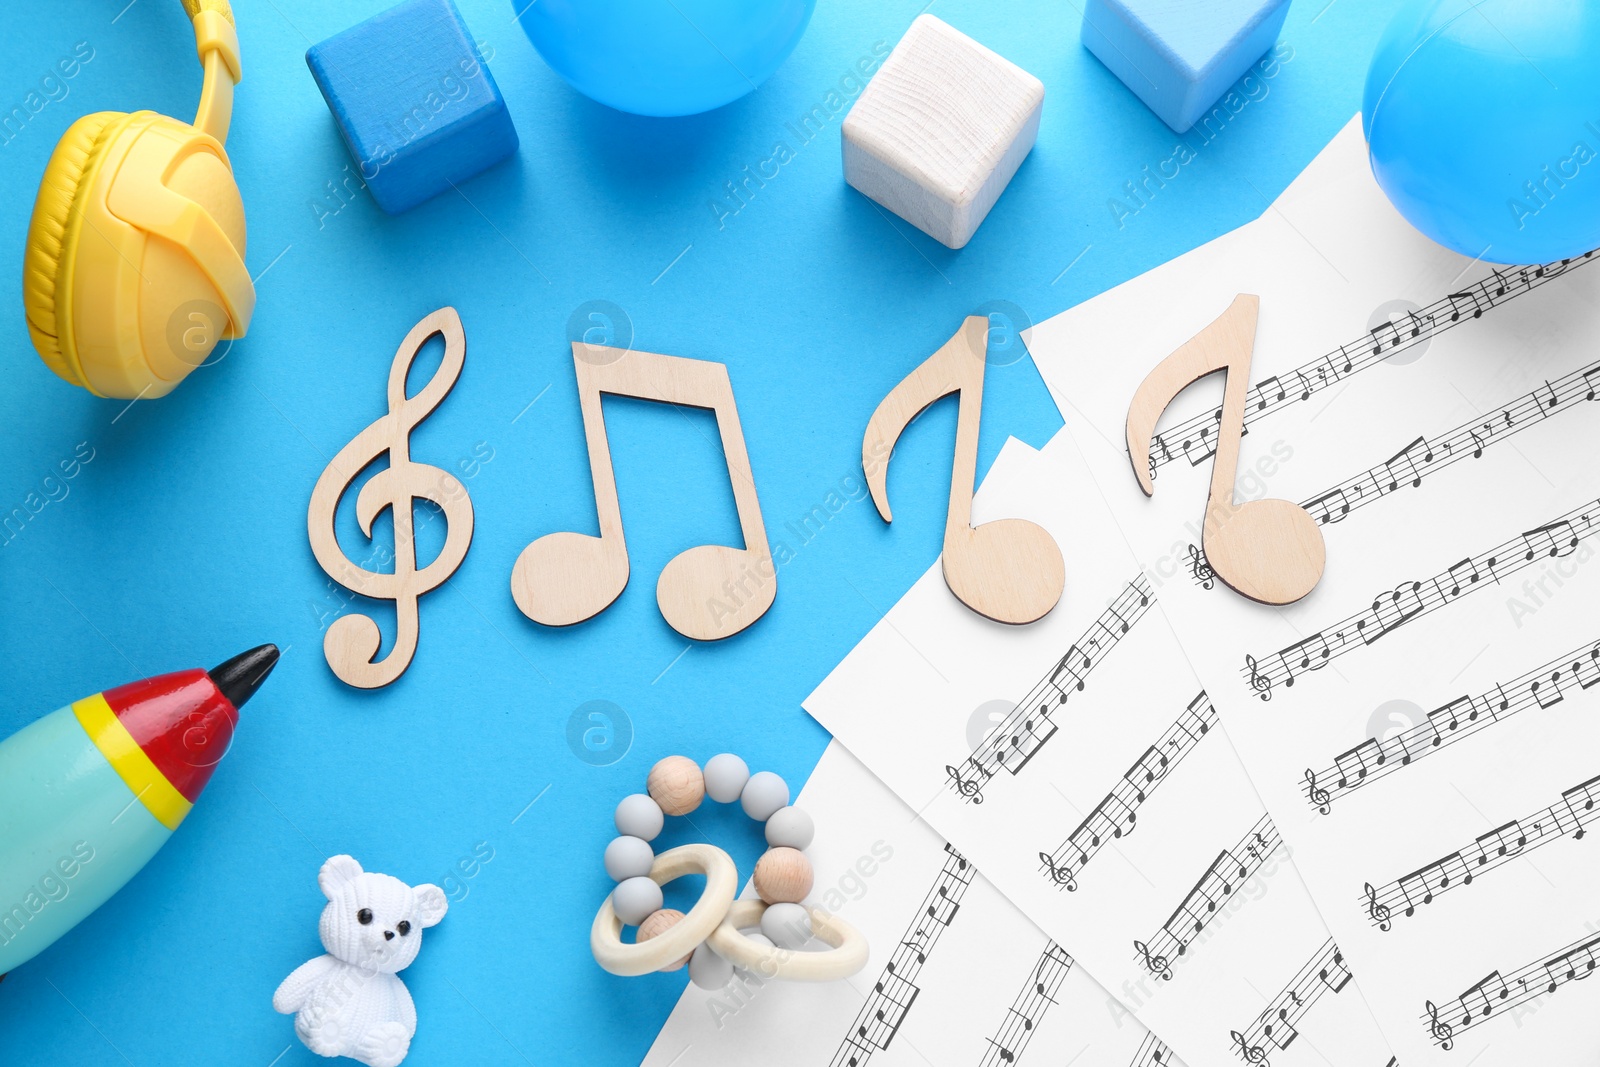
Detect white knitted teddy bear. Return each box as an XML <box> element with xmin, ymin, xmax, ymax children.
<box><xmin>273</xmin><ymin>856</ymin><xmax>448</xmax><ymax>1067</ymax></box>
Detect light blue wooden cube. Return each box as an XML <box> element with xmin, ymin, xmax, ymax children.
<box><xmin>1082</xmin><ymin>0</ymin><xmax>1291</xmax><ymax>133</ymax></box>
<box><xmin>306</xmin><ymin>0</ymin><xmax>519</xmax><ymax>215</ymax></box>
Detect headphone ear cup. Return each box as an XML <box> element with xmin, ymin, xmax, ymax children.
<box><xmin>23</xmin><ymin>111</ymin><xmax>126</xmax><ymax>388</ymax></box>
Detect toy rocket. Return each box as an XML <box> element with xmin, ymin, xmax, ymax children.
<box><xmin>0</xmin><ymin>645</ymin><xmax>279</xmax><ymax>975</ymax></box>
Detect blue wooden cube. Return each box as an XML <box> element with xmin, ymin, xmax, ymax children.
<box><xmin>306</xmin><ymin>0</ymin><xmax>519</xmax><ymax>214</ymax></box>
<box><xmin>1082</xmin><ymin>0</ymin><xmax>1291</xmax><ymax>133</ymax></box>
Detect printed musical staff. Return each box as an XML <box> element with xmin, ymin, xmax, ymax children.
<box><xmin>1362</xmin><ymin>771</ymin><xmax>1600</xmax><ymax>930</ymax></box>
<box><xmin>1135</xmin><ymin>815</ymin><xmax>1283</xmax><ymax>979</ymax></box>
<box><xmin>1422</xmin><ymin>930</ymin><xmax>1600</xmax><ymax>1050</ymax></box>
<box><xmin>1129</xmin><ymin>1033</ymin><xmax>1177</xmax><ymax>1067</ymax></box>
<box><xmin>1230</xmin><ymin>939</ymin><xmax>1356</xmax><ymax>1066</ymax></box>
<box><xmin>947</xmin><ymin>578</ymin><xmax>1156</xmax><ymax>803</ymax></box>
<box><xmin>978</xmin><ymin>941</ymin><xmax>1075</xmax><ymax>1067</ymax></box>
<box><xmin>1304</xmin><ymin>637</ymin><xmax>1600</xmax><ymax>812</ymax></box>
<box><xmin>831</xmin><ymin>844</ymin><xmax>974</xmax><ymax>1067</ymax></box>
<box><xmin>1300</xmin><ymin>357</ymin><xmax>1600</xmax><ymax>527</ymax></box>
<box><xmin>1038</xmin><ymin>692</ymin><xmax>1216</xmax><ymax>892</ymax></box>
<box><xmin>1242</xmin><ymin>497</ymin><xmax>1600</xmax><ymax>699</ymax></box>
<box><xmin>1145</xmin><ymin>253</ymin><xmax>1596</xmax><ymax>480</ymax></box>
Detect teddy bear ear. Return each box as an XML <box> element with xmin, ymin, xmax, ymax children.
<box><xmin>413</xmin><ymin>884</ymin><xmax>448</xmax><ymax>928</ymax></box>
<box><xmin>318</xmin><ymin>855</ymin><xmax>365</xmax><ymax>899</ymax></box>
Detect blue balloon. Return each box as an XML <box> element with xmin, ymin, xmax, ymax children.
<box><xmin>515</xmin><ymin>0</ymin><xmax>816</xmax><ymax>117</ymax></box>
<box><xmin>1364</xmin><ymin>0</ymin><xmax>1600</xmax><ymax>264</ymax></box>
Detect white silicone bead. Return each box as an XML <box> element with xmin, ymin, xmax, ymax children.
<box><xmin>615</xmin><ymin>793</ymin><xmax>665</xmax><ymax>842</ymax></box>
<box><xmin>689</xmin><ymin>943</ymin><xmax>734</xmax><ymax>989</ymax></box>
<box><xmin>740</xmin><ymin>771</ymin><xmax>790</xmax><ymax>821</ymax></box>
<box><xmin>764</xmin><ymin>806</ymin><xmax>815</xmax><ymax>850</ymax></box>
<box><xmin>604</xmin><ymin>836</ymin><xmax>655</xmax><ymax>881</ymax></box>
<box><xmin>612</xmin><ymin>876</ymin><xmax>665</xmax><ymax>926</ymax></box>
<box><xmin>703</xmin><ymin>753</ymin><xmax>750</xmax><ymax>804</ymax></box>
<box><xmin>761</xmin><ymin>902</ymin><xmax>812</xmax><ymax>949</ymax></box>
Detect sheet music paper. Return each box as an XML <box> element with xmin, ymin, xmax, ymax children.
<box><xmin>642</xmin><ymin>741</ymin><xmax>1181</xmax><ymax>1067</ymax></box>
<box><xmin>1027</xmin><ymin>115</ymin><xmax>1600</xmax><ymax>1066</ymax></box>
<box><xmin>804</xmin><ymin>435</ymin><xmax>1395</xmax><ymax>1067</ymax></box>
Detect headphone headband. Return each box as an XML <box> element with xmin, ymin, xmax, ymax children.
<box><xmin>188</xmin><ymin>3</ymin><xmax>240</xmax><ymax>142</ymax></box>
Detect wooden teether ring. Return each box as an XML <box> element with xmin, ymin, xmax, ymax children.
<box><xmin>707</xmin><ymin>900</ymin><xmax>869</xmax><ymax>982</ymax></box>
<box><xmin>591</xmin><ymin>844</ymin><xmax>737</xmax><ymax>976</ymax></box>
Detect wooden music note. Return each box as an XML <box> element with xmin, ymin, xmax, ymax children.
<box><xmin>511</xmin><ymin>343</ymin><xmax>775</xmax><ymax>641</ymax></box>
<box><xmin>308</xmin><ymin>308</ymin><xmax>476</xmax><ymax>689</ymax></box>
<box><xmin>1126</xmin><ymin>295</ymin><xmax>1325</xmax><ymax>604</ymax></box>
<box><xmin>863</xmin><ymin>317</ymin><xmax>1065</xmax><ymax>625</ymax></box>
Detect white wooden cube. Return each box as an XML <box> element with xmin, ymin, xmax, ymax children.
<box><xmin>842</xmin><ymin>15</ymin><xmax>1044</xmax><ymax>250</ymax></box>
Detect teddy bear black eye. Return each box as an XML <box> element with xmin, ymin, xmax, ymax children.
<box><xmin>357</xmin><ymin>908</ymin><xmax>373</xmax><ymax>925</ymax></box>
<box><xmin>397</xmin><ymin>920</ymin><xmax>411</xmax><ymax>936</ymax></box>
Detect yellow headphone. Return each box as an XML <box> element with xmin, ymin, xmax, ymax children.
<box><xmin>22</xmin><ymin>0</ymin><xmax>252</xmax><ymax>399</ymax></box>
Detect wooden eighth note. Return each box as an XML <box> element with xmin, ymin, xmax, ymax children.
<box><xmin>308</xmin><ymin>308</ymin><xmax>476</xmax><ymax>688</ymax></box>
<box><xmin>864</xmin><ymin>316</ymin><xmax>1064</xmax><ymax>625</ymax></box>
<box><xmin>1126</xmin><ymin>294</ymin><xmax>1324</xmax><ymax>604</ymax></box>
<box><xmin>510</xmin><ymin>343</ymin><xmax>775</xmax><ymax>641</ymax></box>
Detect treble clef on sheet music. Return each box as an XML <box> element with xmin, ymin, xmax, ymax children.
<box><xmin>1304</xmin><ymin>769</ymin><xmax>1331</xmax><ymax>813</ymax></box>
<box><xmin>1038</xmin><ymin>852</ymin><xmax>1078</xmax><ymax>892</ymax></box>
<box><xmin>1188</xmin><ymin>544</ymin><xmax>1216</xmax><ymax>590</ymax></box>
<box><xmin>1134</xmin><ymin>939</ymin><xmax>1173</xmax><ymax>981</ymax></box>
<box><xmin>1229</xmin><ymin>1030</ymin><xmax>1269</xmax><ymax>1065</ymax></box>
<box><xmin>946</xmin><ymin>764</ymin><xmax>988</xmax><ymax>803</ymax></box>
<box><xmin>1363</xmin><ymin>882</ymin><xmax>1392</xmax><ymax>932</ymax></box>
<box><xmin>1425</xmin><ymin>1000</ymin><xmax>1455</xmax><ymax>1050</ymax></box>
<box><xmin>1247</xmin><ymin>655</ymin><xmax>1273</xmax><ymax>700</ymax></box>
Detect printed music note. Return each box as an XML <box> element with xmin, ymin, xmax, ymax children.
<box><xmin>1382</xmin><ymin>436</ymin><xmax>1432</xmax><ymax>490</ymax></box>
<box><xmin>1358</xmin><ymin>581</ymin><xmax>1425</xmax><ymax>644</ymax></box>
<box><xmin>1446</xmin><ymin>289</ymin><xmax>1486</xmax><ymax>320</ymax></box>
<box><xmin>1522</xmin><ymin>519</ymin><xmax>1579</xmax><ymax>560</ymax></box>
<box><xmin>511</xmin><ymin>342</ymin><xmax>776</xmax><ymax>641</ymax></box>
<box><xmin>309</xmin><ymin>308</ymin><xmax>476</xmax><ymax>689</ymax></box>
<box><xmin>1126</xmin><ymin>295</ymin><xmax>1325</xmax><ymax>604</ymax></box>
<box><xmin>864</xmin><ymin>317</ymin><xmax>1065</xmax><ymax>624</ymax></box>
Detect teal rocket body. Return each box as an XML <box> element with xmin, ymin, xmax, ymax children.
<box><xmin>0</xmin><ymin>703</ymin><xmax>172</xmax><ymax>974</ymax></box>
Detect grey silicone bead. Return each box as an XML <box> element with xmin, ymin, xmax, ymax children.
<box><xmin>760</xmin><ymin>902</ymin><xmax>812</xmax><ymax>949</ymax></box>
<box><xmin>614</xmin><ymin>793</ymin><xmax>665</xmax><ymax>842</ymax></box>
<box><xmin>740</xmin><ymin>771</ymin><xmax>790</xmax><ymax>821</ymax></box>
<box><xmin>611</xmin><ymin>876</ymin><xmax>664</xmax><ymax>926</ymax></box>
<box><xmin>604</xmin><ymin>836</ymin><xmax>655</xmax><ymax>881</ymax></box>
<box><xmin>689</xmin><ymin>943</ymin><xmax>734</xmax><ymax>989</ymax></box>
<box><xmin>703</xmin><ymin>753</ymin><xmax>750</xmax><ymax>804</ymax></box>
<box><xmin>763</xmin><ymin>806</ymin><xmax>815</xmax><ymax>850</ymax></box>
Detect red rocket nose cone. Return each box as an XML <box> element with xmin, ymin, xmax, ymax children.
<box><xmin>102</xmin><ymin>669</ymin><xmax>240</xmax><ymax>804</ymax></box>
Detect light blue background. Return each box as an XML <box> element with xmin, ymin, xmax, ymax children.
<box><xmin>0</xmin><ymin>1</ymin><xmax>1398</xmax><ymax>1064</ymax></box>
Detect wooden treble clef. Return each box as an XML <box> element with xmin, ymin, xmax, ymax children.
<box><xmin>308</xmin><ymin>308</ymin><xmax>476</xmax><ymax>688</ymax></box>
